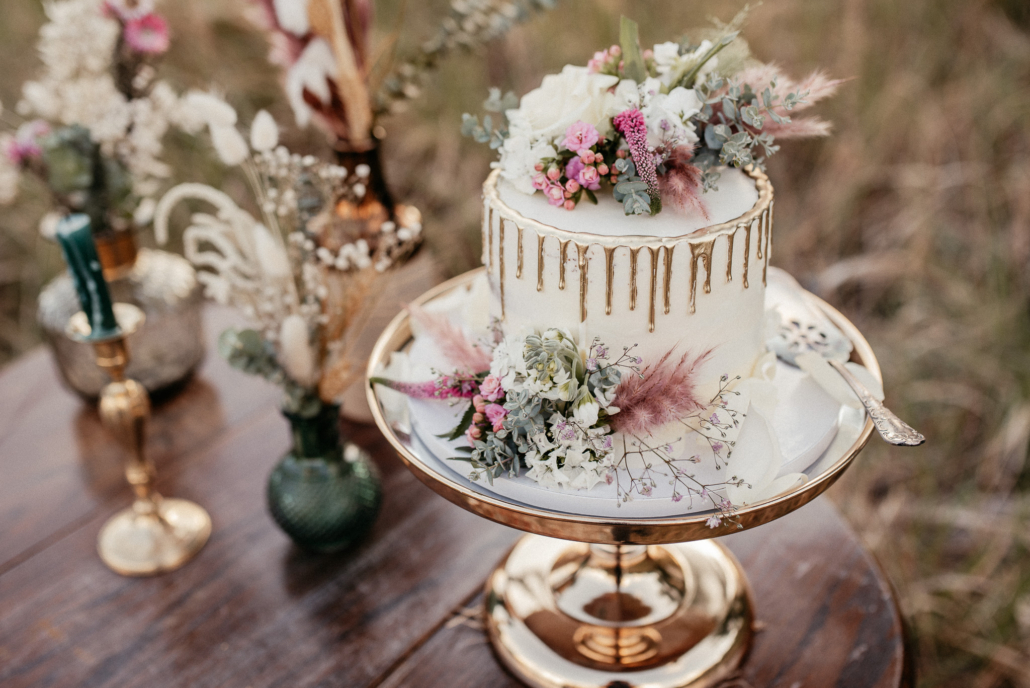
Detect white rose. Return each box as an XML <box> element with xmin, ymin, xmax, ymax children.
<box><xmin>652</xmin><ymin>42</ymin><xmax>682</xmax><ymax>72</ymax></box>
<box><xmin>497</xmin><ymin>134</ymin><xmax>556</xmax><ymax>194</ymax></box>
<box><xmin>507</xmin><ymin>65</ymin><xmax>619</xmax><ymax>141</ymax></box>
<box><xmin>642</xmin><ymin>87</ymin><xmax>702</xmax><ymax>148</ymax></box>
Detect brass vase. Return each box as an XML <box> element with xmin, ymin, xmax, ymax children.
<box><xmin>38</xmin><ymin>229</ymin><xmax>205</xmax><ymax>399</ymax></box>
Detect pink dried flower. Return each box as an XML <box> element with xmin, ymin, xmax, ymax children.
<box><xmin>408</xmin><ymin>304</ymin><xmax>493</xmax><ymax>373</ymax></box>
<box><xmin>613</xmin><ymin>108</ymin><xmax>661</xmax><ymax>213</ymax></box>
<box><xmin>124</xmin><ymin>13</ymin><xmax>170</xmax><ymax>55</ymax></box>
<box><xmin>562</xmin><ymin>121</ymin><xmax>599</xmax><ymax>153</ymax></box>
<box><xmin>705</xmin><ymin>514</ymin><xmax>722</xmax><ymax>529</ymax></box>
<box><xmin>563</xmin><ymin>199</ymin><xmax>576</xmax><ymax>211</ymax></box>
<box><xmin>609</xmin><ymin>348</ymin><xmax>712</xmax><ymax>437</ymax></box>
<box><xmin>369</xmin><ymin>377</ymin><xmax>476</xmax><ymax>400</ymax></box>
<box><xmin>659</xmin><ymin>146</ymin><xmax>709</xmax><ymax>219</ymax></box>
<box><xmin>480</xmin><ymin>375</ymin><xmax>504</xmax><ymax>402</ymax></box>
<box><xmin>485</xmin><ymin>404</ymin><xmax>508</xmax><ymax>432</ymax></box>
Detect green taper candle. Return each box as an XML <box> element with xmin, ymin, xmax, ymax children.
<box><xmin>55</xmin><ymin>214</ymin><xmax>120</xmax><ymax>339</ymax></box>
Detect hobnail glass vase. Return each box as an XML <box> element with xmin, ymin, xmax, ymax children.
<box><xmin>37</xmin><ymin>229</ymin><xmax>205</xmax><ymax>399</ymax></box>
<box><xmin>267</xmin><ymin>402</ymin><xmax>382</xmax><ymax>553</ymax></box>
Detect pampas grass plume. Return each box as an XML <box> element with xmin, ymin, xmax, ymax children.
<box><xmin>408</xmin><ymin>304</ymin><xmax>493</xmax><ymax>373</ymax></box>
<box><xmin>610</xmin><ymin>348</ymin><xmax>712</xmax><ymax>437</ymax></box>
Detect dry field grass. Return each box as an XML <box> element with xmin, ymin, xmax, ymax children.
<box><xmin>2</xmin><ymin>0</ymin><xmax>1030</xmax><ymax>685</ymax></box>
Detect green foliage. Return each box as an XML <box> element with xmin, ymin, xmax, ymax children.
<box><xmin>461</xmin><ymin>88</ymin><xmax>518</xmax><ymax>149</ymax></box>
<box><xmin>218</xmin><ymin>328</ymin><xmax>320</xmax><ymax>416</ymax></box>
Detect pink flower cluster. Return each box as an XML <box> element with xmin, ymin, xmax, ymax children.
<box><xmin>586</xmin><ymin>45</ymin><xmax>621</xmax><ymax>74</ymax></box>
<box><xmin>5</xmin><ymin>121</ymin><xmax>49</xmax><ymax>166</ymax></box>
<box><xmin>466</xmin><ymin>388</ymin><xmax>509</xmax><ymax>445</ymax></box>
<box><xmin>531</xmin><ymin>121</ymin><xmax>611</xmax><ymax>211</ymax></box>
<box><xmin>104</xmin><ymin>2</ymin><xmax>170</xmax><ymax>55</ymax></box>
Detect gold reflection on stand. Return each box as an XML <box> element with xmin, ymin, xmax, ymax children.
<box><xmin>485</xmin><ymin>536</ymin><xmax>753</xmax><ymax>688</ymax></box>
<box><xmin>68</xmin><ymin>304</ymin><xmax>211</xmax><ymax>577</ymax></box>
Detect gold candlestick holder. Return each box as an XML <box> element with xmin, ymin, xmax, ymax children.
<box><xmin>68</xmin><ymin>303</ymin><xmax>212</xmax><ymax>576</ymax></box>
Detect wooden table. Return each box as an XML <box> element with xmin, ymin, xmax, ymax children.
<box><xmin>0</xmin><ymin>307</ymin><xmax>912</xmax><ymax>688</ymax></box>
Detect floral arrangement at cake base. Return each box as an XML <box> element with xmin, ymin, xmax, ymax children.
<box><xmin>463</xmin><ymin>10</ymin><xmax>841</xmax><ymax>217</ymax></box>
<box><xmin>372</xmin><ymin>295</ymin><xmax>787</xmax><ymax>528</ymax></box>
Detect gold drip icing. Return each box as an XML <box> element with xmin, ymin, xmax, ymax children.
<box><xmin>756</xmin><ymin>213</ymin><xmax>764</xmax><ymax>262</ymax></box>
<box><xmin>516</xmin><ymin>225</ymin><xmax>524</xmax><ymax>279</ymax></box>
<box><xmin>662</xmin><ymin>246</ymin><xmax>675</xmax><ymax>315</ymax></box>
<box><xmin>577</xmin><ymin>243</ymin><xmax>590</xmax><ymax>322</ymax></box>
<box><xmin>537</xmin><ymin>234</ymin><xmax>545</xmax><ymax>292</ymax></box>
<box><xmin>480</xmin><ymin>164</ymin><xmax>774</xmax><ymax>324</ymax></box>
<box><xmin>499</xmin><ymin>219</ymin><xmax>506</xmax><ymax>318</ymax></box>
<box><xmin>604</xmin><ymin>246</ymin><xmax>616</xmax><ymax>316</ymax></box>
<box><xmin>629</xmin><ymin>247</ymin><xmax>641</xmax><ymax>311</ymax></box>
<box><xmin>743</xmin><ymin>220</ymin><xmax>752</xmax><ymax>289</ymax></box>
<box><xmin>558</xmin><ymin>240</ymin><xmax>570</xmax><ymax>290</ymax></box>
<box><xmin>689</xmin><ymin>240</ymin><xmax>716</xmax><ymax>315</ymax></box>
<box><xmin>726</xmin><ymin>229</ymin><xmax>737</xmax><ymax>283</ymax></box>
<box><xmin>647</xmin><ymin>247</ymin><xmax>659</xmax><ymax>333</ymax></box>
<box><xmin>763</xmin><ymin>202</ymin><xmax>773</xmax><ymax>285</ymax></box>
<box><xmin>487</xmin><ymin>207</ymin><xmax>494</xmax><ymax>273</ymax></box>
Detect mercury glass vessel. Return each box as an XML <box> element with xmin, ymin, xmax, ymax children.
<box><xmin>267</xmin><ymin>403</ymin><xmax>382</xmax><ymax>553</ymax></box>
<box><xmin>38</xmin><ymin>229</ymin><xmax>205</xmax><ymax>398</ymax></box>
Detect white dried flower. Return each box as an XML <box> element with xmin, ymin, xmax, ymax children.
<box><xmin>273</xmin><ymin>0</ymin><xmax>311</xmax><ymax>36</ymax></box>
<box><xmin>209</xmin><ymin>124</ymin><xmax>249</xmax><ymax>166</ymax></box>
<box><xmin>253</xmin><ymin>223</ymin><xmax>292</xmax><ymax>280</ymax></box>
<box><xmin>249</xmin><ymin>110</ymin><xmax>279</xmax><ymax>152</ymax></box>
<box><xmin>355</xmin><ymin>164</ymin><xmax>370</xmax><ymax>178</ymax></box>
<box><xmin>279</xmin><ymin>313</ymin><xmax>316</xmax><ymax>386</ymax></box>
<box><xmin>286</xmin><ymin>38</ymin><xmax>336</xmax><ymax>127</ymax></box>
<box><xmin>38</xmin><ymin>211</ymin><xmax>62</xmax><ymax>238</ymax></box>
<box><xmin>182</xmin><ymin>91</ymin><xmax>238</xmax><ymax>128</ymax></box>
<box><xmin>133</xmin><ymin>197</ymin><xmax>157</xmax><ymax>225</ymax></box>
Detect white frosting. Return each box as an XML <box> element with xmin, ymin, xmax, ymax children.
<box><xmin>498</xmin><ymin>166</ymin><xmax>759</xmax><ymax>238</ymax></box>
<box><xmin>481</xmin><ymin>166</ymin><xmax>773</xmax><ymax>389</ymax></box>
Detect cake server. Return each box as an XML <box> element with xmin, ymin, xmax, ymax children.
<box><xmin>767</xmin><ymin>312</ymin><xmax>925</xmax><ymax>447</ymax></box>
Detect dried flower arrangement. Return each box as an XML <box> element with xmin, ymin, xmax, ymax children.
<box><xmin>0</xmin><ymin>0</ymin><xmax>207</xmax><ymax>234</ymax></box>
<box><xmin>373</xmin><ymin>311</ymin><xmax>749</xmax><ymax>527</ymax></box>
<box><xmin>462</xmin><ymin>10</ymin><xmax>842</xmax><ymax>216</ymax></box>
<box><xmin>246</xmin><ymin>0</ymin><xmax>559</xmax><ymax>147</ymax></box>
<box><xmin>155</xmin><ymin>105</ymin><xmax>422</xmax><ymax>415</ymax></box>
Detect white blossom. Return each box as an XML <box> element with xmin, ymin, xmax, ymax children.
<box><xmin>286</xmin><ymin>38</ymin><xmax>337</xmax><ymax>127</ymax></box>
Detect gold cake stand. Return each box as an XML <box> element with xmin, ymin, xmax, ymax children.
<box><xmin>366</xmin><ymin>269</ymin><xmax>877</xmax><ymax>688</ymax></box>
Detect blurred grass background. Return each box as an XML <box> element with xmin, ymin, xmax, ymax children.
<box><xmin>2</xmin><ymin>0</ymin><xmax>1030</xmax><ymax>684</ymax></box>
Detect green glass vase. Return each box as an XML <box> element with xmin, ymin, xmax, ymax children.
<box><xmin>267</xmin><ymin>403</ymin><xmax>382</xmax><ymax>553</ymax></box>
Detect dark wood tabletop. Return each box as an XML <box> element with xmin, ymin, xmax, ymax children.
<box><xmin>0</xmin><ymin>306</ymin><xmax>912</xmax><ymax>688</ymax></box>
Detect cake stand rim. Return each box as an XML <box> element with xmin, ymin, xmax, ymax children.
<box><xmin>366</xmin><ymin>268</ymin><xmax>877</xmax><ymax>545</ymax></box>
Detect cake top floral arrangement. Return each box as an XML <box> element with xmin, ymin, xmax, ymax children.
<box><xmin>462</xmin><ymin>9</ymin><xmax>842</xmax><ymax>217</ymax></box>
<box><xmin>0</xmin><ymin>0</ymin><xmax>207</xmax><ymax>235</ymax></box>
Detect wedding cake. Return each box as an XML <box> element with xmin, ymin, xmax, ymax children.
<box><xmin>375</xmin><ymin>15</ymin><xmax>841</xmax><ymax>523</ymax></box>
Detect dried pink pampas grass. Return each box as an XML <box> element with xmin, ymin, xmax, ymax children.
<box><xmin>659</xmin><ymin>146</ymin><xmax>709</xmax><ymax>219</ymax></box>
<box><xmin>610</xmin><ymin>348</ymin><xmax>712</xmax><ymax>437</ymax></box>
<box><xmin>408</xmin><ymin>304</ymin><xmax>493</xmax><ymax>374</ymax></box>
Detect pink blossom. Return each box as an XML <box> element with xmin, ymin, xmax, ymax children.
<box><xmin>6</xmin><ymin>120</ymin><xmax>49</xmax><ymax>165</ymax></box>
<box><xmin>566</xmin><ymin>179</ymin><xmax>580</xmax><ymax>193</ymax></box>
<box><xmin>705</xmin><ymin>514</ymin><xmax>722</xmax><ymax>529</ymax></box>
<box><xmin>672</xmin><ymin>493</ymin><xmax>683</xmax><ymax>503</ymax></box>
<box><xmin>531</xmin><ymin>173</ymin><xmax>549</xmax><ymax>191</ymax></box>
<box><xmin>546</xmin><ymin>166</ymin><xmax>561</xmax><ymax>181</ymax></box>
<box><xmin>563</xmin><ymin>200</ymin><xmax>575</xmax><ymax>211</ymax></box>
<box><xmin>484</xmin><ymin>404</ymin><xmax>508</xmax><ymax>432</ymax></box>
<box><xmin>370</xmin><ymin>377</ymin><xmax>476</xmax><ymax>400</ymax></box>
<box><xmin>473</xmin><ymin>395</ymin><xmax>487</xmax><ymax>412</ymax></box>
<box><xmin>564</xmin><ymin>157</ymin><xmax>600</xmax><ymax>191</ymax></box>
<box><xmin>479</xmin><ymin>375</ymin><xmax>504</xmax><ymax>402</ymax></box>
<box><xmin>124</xmin><ymin>14</ymin><xmax>170</xmax><ymax>55</ymax></box>
<box><xmin>562</xmin><ymin>121</ymin><xmax>599</xmax><ymax>153</ymax></box>
<box><xmin>613</xmin><ymin>108</ymin><xmax>660</xmax><ymax>212</ymax></box>
<box><xmin>465</xmin><ymin>425</ymin><xmax>481</xmax><ymax>447</ymax></box>
<box><xmin>543</xmin><ymin>183</ymin><xmax>565</xmax><ymax>207</ymax></box>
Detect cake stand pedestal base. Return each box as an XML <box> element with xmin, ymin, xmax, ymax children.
<box><xmin>485</xmin><ymin>536</ymin><xmax>752</xmax><ymax>688</ymax></box>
